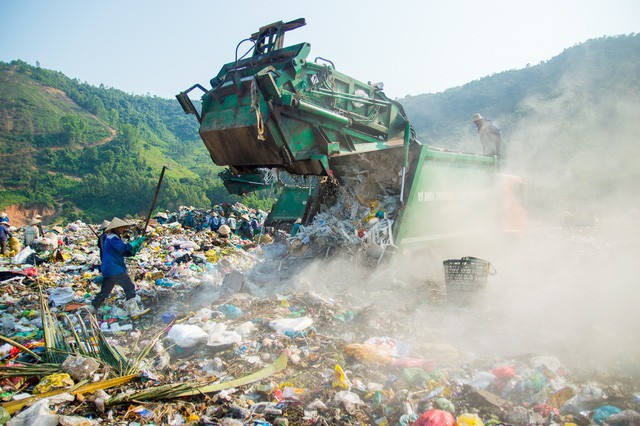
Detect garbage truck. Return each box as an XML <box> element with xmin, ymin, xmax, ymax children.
<box><xmin>177</xmin><ymin>18</ymin><xmax>524</xmax><ymax>261</ymax></box>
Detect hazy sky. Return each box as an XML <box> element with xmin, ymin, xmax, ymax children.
<box><xmin>1</xmin><ymin>0</ymin><xmax>638</xmax><ymax>100</ymax></box>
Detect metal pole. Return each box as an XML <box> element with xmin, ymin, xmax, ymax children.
<box><xmin>399</xmin><ymin>122</ymin><xmax>411</xmax><ymax>206</ymax></box>
<box><xmin>143</xmin><ymin>166</ymin><xmax>168</xmax><ymax>234</ymax></box>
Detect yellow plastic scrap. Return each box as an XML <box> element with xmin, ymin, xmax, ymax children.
<box><xmin>187</xmin><ymin>414</ymin><xmax>200</xmax><ymax>422</ymax></box>
<box><xmin>363</xmin><ymin>211</ymin><xmax>377</xmax><ymax>224</ymax></box>
<box><xmin>332</xmin><ymin>364</ymin><xmax>350</xmax><ymax>390</ymax></box>
<box><xmin>33</xmin><ymin>373</ymin><xmax>74</xmax><ymax>394</ymax></box>
<box><xmin>547</xmin><ymin>386</ymin><xmax>575</xmax><ymax>408</ymax></box>
<box><xmin>205</xmin><ymin>249</ymin><xmax>219</xmax><ymax>262</ymax></box>
<box><xmin>427</xmin><ymin>379</ymin><xmax>451</xmax><ymax>398</ymax></box>
<box><xmin>457</xmin><ymin>413</ymin><xmax>485</xmax><ymax>426</ymax></box>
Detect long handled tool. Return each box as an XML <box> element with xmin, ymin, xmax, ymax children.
<box><xmin>142</xmin><ymin>166</ymin><xmax>168</xmax><ymax>234</ymax></box>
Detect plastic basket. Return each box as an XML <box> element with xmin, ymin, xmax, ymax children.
<box><xmin>443</xmin><ymin>257</ymin><xmax>496</xmax><ymax>301</ymax></box>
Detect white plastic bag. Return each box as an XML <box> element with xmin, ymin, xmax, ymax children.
<box><xmin>11</xmin><ymin>247</ymin><xmax>35</xmax><ymax>265</ymax></box>
<box><xmin>167</xmin><ymin>324</ymin><xmax>209</xmax><ymax>348</ymax></box>
<box><xmin>49</xmin><ymin>287</ymin><xmax>75</xmax><ymax>306</ymax></box>
<box><xmin>269</xmin><ymin>316</ymin><xmax>313</xmax><ymax>334</ymax></box>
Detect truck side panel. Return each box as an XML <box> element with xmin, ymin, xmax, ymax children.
<box><xmin>396</xmin><ymin>147</ymin><xmax>498</xmax><ymax>250</ymax></box>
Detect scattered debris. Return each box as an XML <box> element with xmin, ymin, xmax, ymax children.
<box><xmin>0</xmin><ymin>208</ymin><xmax>638</xmax><ymax>424</ymax></box>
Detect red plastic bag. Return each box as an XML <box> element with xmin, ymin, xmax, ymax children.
<box><xmin>22</xmin><ymin>267</ymin><xmax>38</xmax><ymax>277</ymax></box>
<box><xmin>414</xmin><ymin>409</ymin><xmax>455</xmax><ymax>426</ymax></box>
<box><xmin>492</xmin><ymin>364</ymin><xmax>515</xmax><ymax>379</ymax></box>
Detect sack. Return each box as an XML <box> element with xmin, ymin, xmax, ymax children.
<box><xmin>8</xmin><ymin>236</ymin><xmax>22</xmax><ymax>253</ymax></box>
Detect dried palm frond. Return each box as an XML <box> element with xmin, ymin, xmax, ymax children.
<box><xmin>2</xmin><ymin>373</ymin><xmax>138</xmax><ymax>414</ymax></box>
<box><xmin>107</xmin><ymin>352</ymin><xmax>288</xmax><ymax>405</ymax></box>
<box><xmin>0</xmin><ymin>363</ymin><xmax>60</xmax><ymax>378</ymax></box>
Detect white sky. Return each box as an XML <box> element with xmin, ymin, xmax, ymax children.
<box><xmin>1</xmin><ymin>0</ymin><xmax>638</xmax><ymax>100</ymax></box>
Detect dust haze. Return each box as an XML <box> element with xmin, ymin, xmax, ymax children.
<box><xmin>289</xmin><ymin>69</ymin><xmax>640</xmax><ymax>376</ymax></box>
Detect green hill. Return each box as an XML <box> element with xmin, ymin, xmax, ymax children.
<box><xmin>1</xmin><ymin>33</ymin><xmax>639</xmax><ymax>222</ymax></box>
<box><xmin>0</xmin><ymin>60</ymin><xmax>236</xmax><ymax>222</ymax></box>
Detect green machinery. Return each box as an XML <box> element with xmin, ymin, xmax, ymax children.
<box><xmin>178</xmin><ymin>18</ymin><xmax>502</xmax><ymax>247</ymax></box>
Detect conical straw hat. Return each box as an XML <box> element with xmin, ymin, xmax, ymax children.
<box><xmin>105</xmin><ymin>217</ymin><xmax>133</xmax><ymax>232</ymax></box>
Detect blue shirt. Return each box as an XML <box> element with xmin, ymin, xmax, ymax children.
<box><xmin>100</xmin><ymin>233</ymin><xmax>133</xmax><ymax>277</ymax></box>
<box><xmin>0</xmin><ymin>224</ymin><xmax>10</xmax><ymax>241</ymax></box>
<box><xmin>209</xmin><ymin>216</ymin><xmax>220</xmax><ymax>231</ymax></box>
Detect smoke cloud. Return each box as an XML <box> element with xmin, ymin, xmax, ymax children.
<box><xmin>287</xmin><ymin>67</ymin><xmax>640</xmax><ymax>377</ymax></box>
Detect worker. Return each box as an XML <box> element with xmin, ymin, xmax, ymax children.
<box><xmin>237</xmin><ymin>214</ymin><xmax>253</xmax><ymax>240</ymax></box>
<box><xmin>227</xmin><ymin>213</ymin><xmax>237</xmax><ymax>234</ymax></box>
<box><xmin>217</xmin><ymin>224</ymin><xmax>231</xmax><ymax>239</ymax></box>
<box><xmin>33</xmin><ymin>214</ymin><xmax>45</xmax><ymax>235</ymax></box>
<box><xmin>154</xmin><ymin>212</ymin><xmax>168</xmax><ymax>225</ymax></box>
<box><xmin>0</xmin><ymin>219</ymin><xmax>12</xmax><ymax>255</ymax></box>
<box><xmin>183</xmin><ymin>208</ymin><xmax>195</xmax><ymax>229</ymax></box>
<box><xmin>0</xmin><ymin>212</ymin><xmax>8</xmax><ymax>224</ymax></box>
<box><xmin>90</xmin><ymin>217</ymin><xmax>147</xmax><ymax>317</ymax></box>
<box><xmin>250</xmin><ymin>215</ymin><xmax>262</xmax><ymax>236</ymax></box>
<box><xmin>472</xmin><ymin>113</ymin><xmax>502</xmax><ymax>157</ymax></box>
<box><xmin>209</xmin><ymin>211</ymin><xmax>221</xmax><ymax>232</ymax></box>
<box><xmin>23</xmin><ymin>218</ymin><xmax>41</xmax><ymax>248</ymax></box>
<box><xmin>291</xmin><ymin>218</ymin><xmax>302</xmax><ymax>237</ymax></box>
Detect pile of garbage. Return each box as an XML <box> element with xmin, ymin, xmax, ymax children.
<box><xmin>288</xmin><ymin>163</ymin><xmax>402</xmax><ymax>263</ymax></box>
<box><xmin>0</xmin><ymin>211</ymin><xmax>638</xmax><ymax>425</ymax></box>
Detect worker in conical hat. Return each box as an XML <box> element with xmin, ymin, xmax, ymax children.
<box><xmin>90</xmin><ymin>217</ymin><xmax>148</xmax><ymax>318</ymax></box>
<box><xmin>24</xmin><ymin>218</ymin><xmax>41</xmax><ymax>248</ymax></box>
<box><xmin>473</xmin><ymin>113</ymin><xmax>502</xmax><ymax>157</ymax></box>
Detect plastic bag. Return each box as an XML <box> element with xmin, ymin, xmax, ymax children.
<box><xmin>49</xmin><ymin>287</ymin><xmax>75</xmax><ymax>306</ymax></box>
<box><xmin>6</xmin><ymin>398</ymin><xmax>59</xmax><ymax>426</ymax></box>
<box><xmin>333</xmin><ymin>391</ymin><xmax>363</xmax><ymax>414</ymax></box>
<box><xmin>167</xmin><ymin>324</ymin><xmax>209</xmax><ymax>348</ymax></box>
<box><xmin>33</xmin><ymin>373</ymin><xmax>74</xmax><ymax>394</ymax></box>
<box><xmin>217</xmin><ymin>304</ymin><xmax>242</xmax><ymax>319</ymax></box>
<box><xmin>457</xmin><ymin>413</ymin><xmax>485</xmax><ymax>426</ymax></box>
<box><xmin>592</xmin><ymin>405</ymin><xmax>622</xmax><ymax>425</ymax></box>
<box><xmin>332</xmin><ymin>364</ymin><xmax>350</xmax><ymax>389</ymax></box>
<box><xmin>11</xmin><ymin>246</ymin><xmax>35</xmax><ymax>265</ymax></box>
<box><xmin>269</xmin><ymin>316</ymin><xmax>313</xmax><ymax>334</ymax></box>
<box><xmin>414</xmin><ymin>409</ymin><xmax>456</xmax><ymax>426</ymax></box>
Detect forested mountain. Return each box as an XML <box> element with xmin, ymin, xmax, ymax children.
<box><xmin>1</xmin><ymin>33</ymin><xmax>638</xmax><ymax>222</ymax></box>
<box><xmin>0</xmin><ymin>60</ymin><xmax>258</xmax><ymax>222</ymax></box>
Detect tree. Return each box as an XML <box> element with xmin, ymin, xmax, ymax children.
<box><xmin>60</xmin><ymin>114</ymin><xmax>86</xmax><ymax>144</ymax></box>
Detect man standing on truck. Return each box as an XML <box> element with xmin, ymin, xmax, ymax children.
<box><xmin>473</xmin><ymin>113</ymin><xmax>501</xmax><ymax>157</ymax></box>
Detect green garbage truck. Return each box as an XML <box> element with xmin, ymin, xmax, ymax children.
<box><xmin>177</xmin><ymin>19</ymin><xmax>524</xmax><ymax>258</ymax></box>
